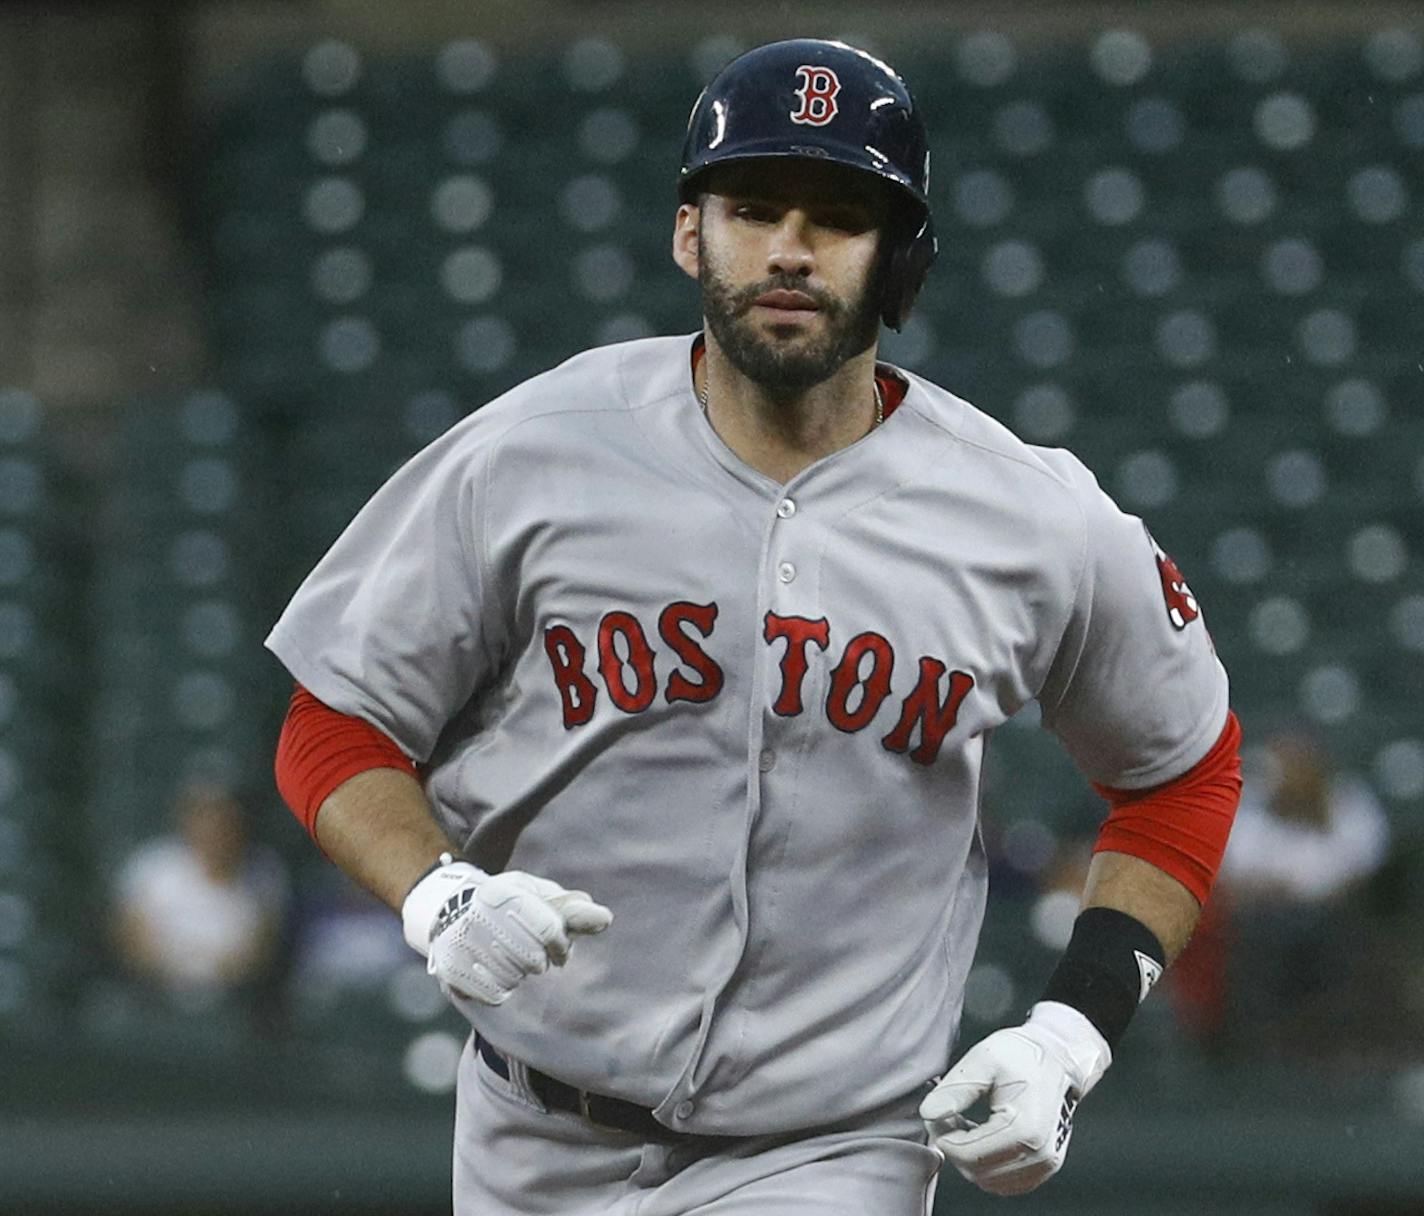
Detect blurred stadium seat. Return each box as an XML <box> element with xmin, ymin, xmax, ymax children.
<box><xmin>0</xmin><ymin>388</ymin><xmax>88</xmax><ymax>1042</ymax></box>
<box><xmin>86</xmin><ymin>389</ymin><xmax>282</xmax><ymax>859</ymax></box>
<box><xmin>180</xmin><ymin>27</ymin><xmax>1424</xmax><ymax>854</ymax></box>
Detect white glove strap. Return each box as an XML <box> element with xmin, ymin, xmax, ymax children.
<box><xmin>1026</xmin><ymin>1000</ymin><xmax>1113</xmax><ymax>1097</ymax></box>
<box><xmin>401</xmin><ymin>855</ymin><xmax>489</xmax><ymax>956</ymax></box>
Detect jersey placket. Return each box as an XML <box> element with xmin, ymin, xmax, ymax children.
<box><xmin>654</xmin><ymin>480</ymin><xmax>826</xmax><ymax>1129</ymax></box>
<box><xmin>727</xmin><ymin>487</ymin><xmax>828</xmax><ymax>1082</ymax></box>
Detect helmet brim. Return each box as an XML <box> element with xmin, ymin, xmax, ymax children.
<box><xmin>678</xmin><ymin>145</ymin><xmax>928</xmax><ymax>216</ymax></box>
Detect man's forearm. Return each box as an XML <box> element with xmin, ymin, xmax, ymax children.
<box><xmin>314</xmin><ymin>767</ymin><xmax>460</xmax><ymax>913</ymax></box>
<box><xmin>1081</xmin><ymin>848</ymin><xmax>1201</xmax><ymax>962</ymax></box>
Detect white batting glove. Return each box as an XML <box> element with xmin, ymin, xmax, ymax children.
<box><xmin>920</xmin><ymin>1001</ymin><xmax>1111</xmax><ymax>1196</ymax></box>
<box><xmin>400</xmin><ymin>857</ymin><xmax>613</xmax><ymax>1005</ymax></box>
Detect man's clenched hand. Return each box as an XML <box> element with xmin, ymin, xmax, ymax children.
<box><xmin>401</xmin><ymin>859</ymin><xmax>612</xmax><ymax>1005</ymax></box>
<box><xmin>920</xmin><ymin>1001</ymin><xmax>1111</xmax><ymax>1196</ymax></box>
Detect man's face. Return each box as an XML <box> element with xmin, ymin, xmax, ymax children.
<box><xmin>692</xmin><ymin>161</ymin><xmax>889</xmax><ymax>397</ymax></box>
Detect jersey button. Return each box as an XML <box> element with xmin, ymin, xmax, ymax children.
<box><xmin>776</xmin><ymin>497</ymin><xmax>797</xmax><ymax>519</ymax></box>
<box><xmin>777</xmin><ymin>561</ymin><xmax>796</xmax><ymax>583</ymax></box>
<box><xmin>758</xmin><ymin>748</ymin><xmax>776</xmax><ymax>772</ymax></box>
<box><xmin>675</xmin><ymin>1100</ymin><xmax>695</xmax><ymax>1119</ymax></box>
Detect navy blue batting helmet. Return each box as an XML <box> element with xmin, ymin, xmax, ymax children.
<box><xmin>678</xmin><ymin>39</ymin><xmax>937</xmax><ymax>331</ymax></box>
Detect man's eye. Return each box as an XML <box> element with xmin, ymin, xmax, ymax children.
<box><xmin>734</xmin><ymin>203</ymin><xmax>777</xmax><ymax>222</ymax></box>
<box><xmin>820</xmin><ymin>210</ymin><xmax>872</xmax><ymax>232</ymax></box>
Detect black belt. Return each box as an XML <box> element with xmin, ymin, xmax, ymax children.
<box><xmin>474</xmin><ymin>1033</ymin><xmax>683</xmax><ymax>1143</ymax></box>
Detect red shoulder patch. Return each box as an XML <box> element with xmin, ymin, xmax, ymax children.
<box><xmin>1146</xmin><ymin>528</ymin><xmax>1200</xmax><ymax>631</ymax></box>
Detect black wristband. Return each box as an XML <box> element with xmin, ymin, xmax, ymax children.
<box><xmin>1040</xmin><ymin>907</ymin><xmax>1166</xmax><ymax>1049</ymax></box>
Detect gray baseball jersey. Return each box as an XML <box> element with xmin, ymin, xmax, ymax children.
<box><xmin>266</xmin><ymin>333</ymin><xmax>1228</xmax><ymax>1137</ymax></box>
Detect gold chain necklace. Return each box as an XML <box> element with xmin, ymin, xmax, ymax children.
<box><xmin>698</xmin><ymin>378</ymin><xmax>885</xmax><ymax>426</ymax></box>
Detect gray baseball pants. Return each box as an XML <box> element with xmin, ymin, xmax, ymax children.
<box><xmin>452</xmin><ymin>1035</ymin><xmax>943</xmax><ymax>1215</ymax></box>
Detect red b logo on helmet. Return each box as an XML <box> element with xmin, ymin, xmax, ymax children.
<box><xmin>791</xmin><ymin>65</ymin><xmax>841</xmax><ymax>126</ymax></box>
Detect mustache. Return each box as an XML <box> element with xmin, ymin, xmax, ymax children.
<box><xmin>730</xmin><ymin>276</ymin><xmax>842</xmax><ymax>317</ymax></box>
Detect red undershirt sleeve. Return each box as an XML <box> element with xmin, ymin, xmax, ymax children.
<box><xmin>1090</xmin><ymin>710</ymin><xmax>1243</xmax><ymax>905</ymax></box>
<box><xmin>274</xmin><ymin>683</ymin><xmax>418</xmax><ymax>839</ymax></box>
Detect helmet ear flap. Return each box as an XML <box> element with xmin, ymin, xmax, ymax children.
<box><xmin>881</xmin><ymin>215</ymin><xmax>938</xmax><ymax>332</ymax></box>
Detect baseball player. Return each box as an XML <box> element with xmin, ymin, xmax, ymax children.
<box><xmin>267</xmin><ymin>39</ymin><xmax>1242</xmax><ymax>1215</ymax></box>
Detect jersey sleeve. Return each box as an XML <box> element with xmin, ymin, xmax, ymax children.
<box><xmin>1036</xmin><ymin>451</ymin><xmax>1230</xmax><ymax>790</ymax></box>
<box><xmin>264</xmin><ymin>426</ymin><xmax>497</xmax><ymax>764</ymax></box>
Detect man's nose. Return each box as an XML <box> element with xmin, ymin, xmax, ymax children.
<box><xmin>766</xmin><ymin>210</ymin><xmax>815</xmax><ymax>278</ymax></box>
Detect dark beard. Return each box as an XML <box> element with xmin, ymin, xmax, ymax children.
<box><xmin>699</xmin><ymin>249</ymin><xmax>883</xmax><ymax>400</ymax></box>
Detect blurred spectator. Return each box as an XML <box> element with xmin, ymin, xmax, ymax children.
<box><xmin>1222</xmin><ymin>730</ymin><xmax>1390</xmax><ymax>902</ymax></box>
<box><xmin>1183</xmin><ymin>728</ymin><xmax>1391</xmax><ymax>1062</ymax></box>
<box><xmin>113</xmin><ymin>780</ymin><xmax>289</xmax><ymax>1009</ymax></box>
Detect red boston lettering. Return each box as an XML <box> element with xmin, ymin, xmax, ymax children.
<box><xmin>763</xmin><ymin>613</ymin><xmax>831</xmax><ymax>716</ymax></box>
<box><xmin>659</xmin><ymin>601</ymin><xmax>724</xmax><ymax>704</ymax></box>
<box><xmin>882</xmin><ymin>658</ymin><xmax>975</xmax><ymax>765</ymax></box>
<box><xmin>597</xmin><ymin>611</ymin><xmax>657</xmax><ymax>714</ymax></box>
<box><xmin>549</xmin><ymin>601</ymin><xmax>977</xmax><ymax>765</ymax></box>
<box><xmin>826</xmin><ymin>632</ymin><xmax>895</xmax><ymax>733</ymax></box>
<box><xmin>543</xmin><ymin>624</ymin><xmax>598</xmax><ymax>728</ymax></box>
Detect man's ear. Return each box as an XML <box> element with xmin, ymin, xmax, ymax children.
<box><xmin>671</xmin><ymin>202</ymin><xmax>700</xmax><ymax>280</ymax></box>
